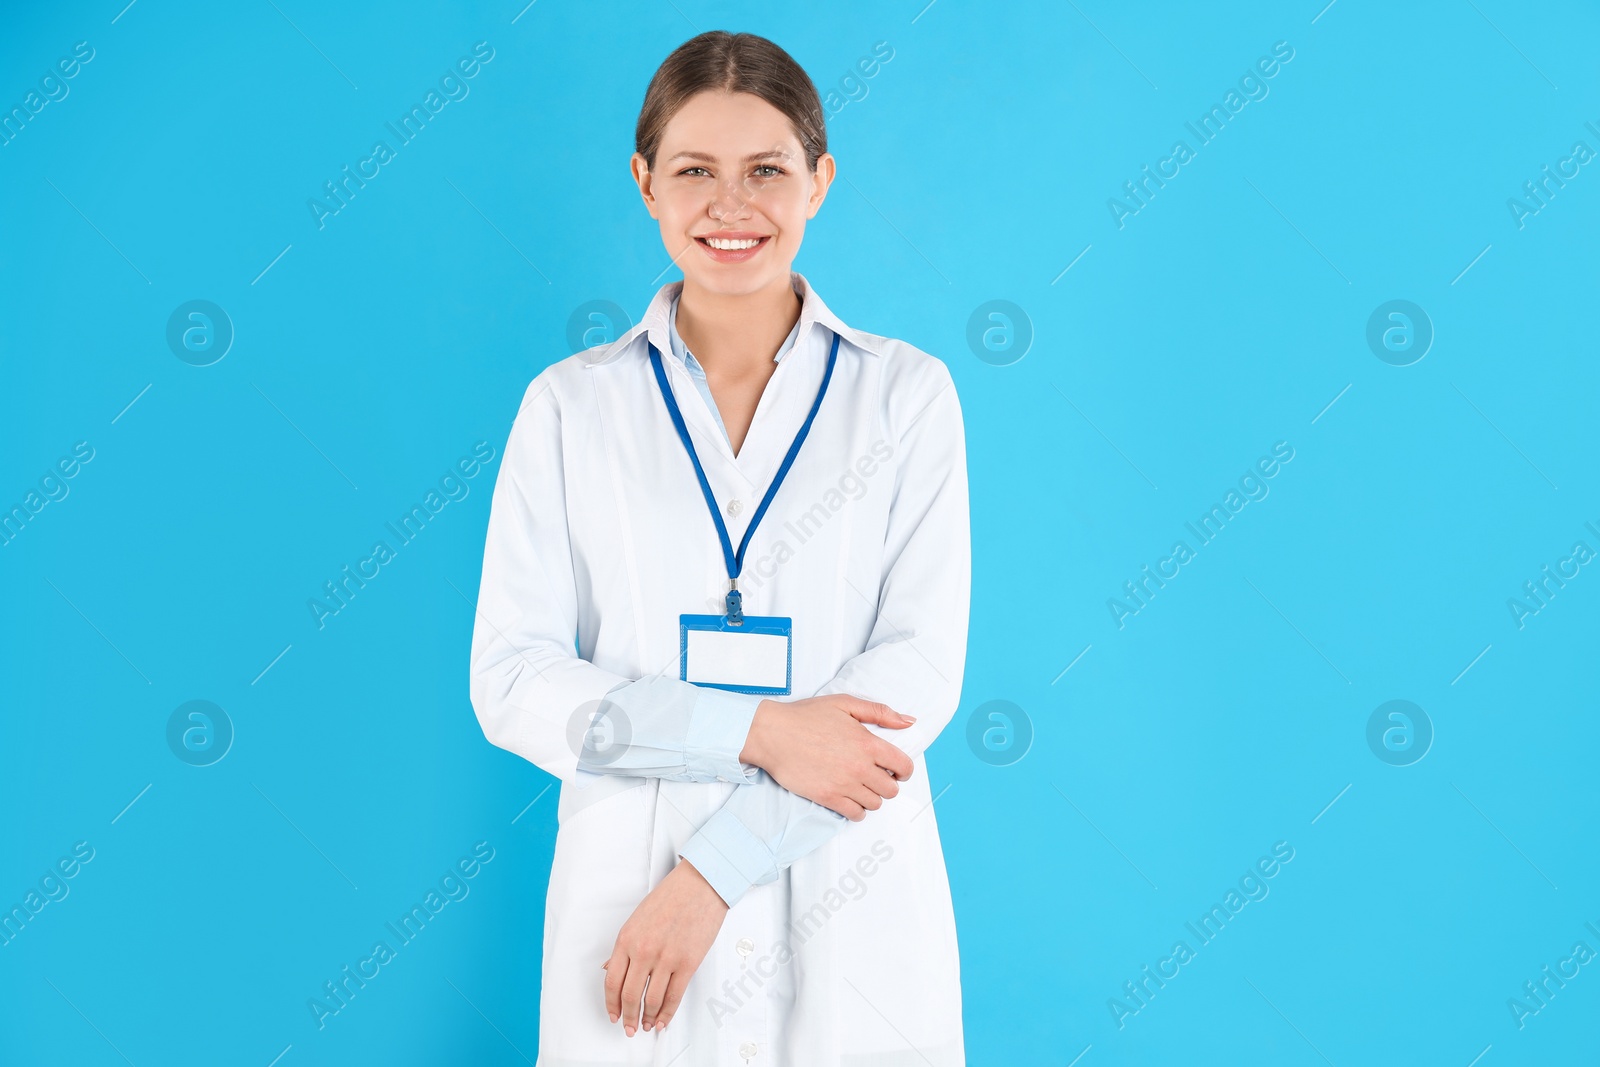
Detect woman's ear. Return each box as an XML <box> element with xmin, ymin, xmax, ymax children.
<box><xmin>806</xmin><ymin>153</ymin><xmax>836</xmax><ymax>218</ymax></box>
<box><xmin>630</xmin><ymin>152</ymin><xmax>659</xmax><ymax>217</ymax></box>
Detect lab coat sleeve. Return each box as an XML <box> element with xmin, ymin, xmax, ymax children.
<box><xmin>679</xmin><ymin>358</ymin><xmax>971</xmax><ymax>907</ymax></box>
<box><xmin>469</xmin><ymin>373</ymin><xmax>765</xmax><ymax>784</ymax></box>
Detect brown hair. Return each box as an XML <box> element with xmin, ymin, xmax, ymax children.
<box><xmin>635</xmin><ymin>31</ymin><xmax>827</xmax><ymax>173</ymax></box>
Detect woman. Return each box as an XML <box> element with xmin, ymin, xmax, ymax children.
<box><xmin>469</xmin><ymin>30</ymin><xmax>970</xmax><ymax>1066</ymax></box>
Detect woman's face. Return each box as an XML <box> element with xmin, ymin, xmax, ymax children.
<box><xmin>633</xmin><ymin>90</ymin><xmax>834</xmax><ymax>296</ymax></box>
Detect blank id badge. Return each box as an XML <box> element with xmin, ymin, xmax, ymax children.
<box><xmin>679</xmin><ymin>613</ymin><xmax>793</xmax><ymax>695</ymax></box>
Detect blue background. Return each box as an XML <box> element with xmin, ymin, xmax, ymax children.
<box><xmin>3</xmin><ymin>1</ymin><xmax>1597</xmax><ymax>1064</ymax></box>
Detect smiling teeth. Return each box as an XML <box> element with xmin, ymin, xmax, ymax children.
<box><xmin>706</xmin><ymin>237</ymin><xmax>761</xmax><ymax>250</ymax></box>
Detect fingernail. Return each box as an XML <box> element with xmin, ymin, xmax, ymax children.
<box><xmin>644</xmin><ymin>1022</ymin><xmax>652</xmax><ymax>1031</ymax></box>
<box><xmin>902</xmin><ymin>714</ymin><xmax>917</xmax><ymax>723</ymax></box>
<box><xmin>625</xmin><ymin>1025</ymin><xmax>635</xmax><ymax>1037</ymax></box>
<box><xmin>609</xmin><ymin>1012</ymin><xmax>618</xmax><ymax>1023</ymax></box>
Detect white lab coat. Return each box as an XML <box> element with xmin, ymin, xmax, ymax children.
<box><xmin>469</xmin><ymin>272</ymin><xmax>971</xmax><ymax>1066</ymax></box>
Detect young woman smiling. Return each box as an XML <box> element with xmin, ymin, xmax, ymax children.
<box><xmin>470</xmin><ymin>30</ymin><xmax>971</xmax><ymax>1066</ymax></box>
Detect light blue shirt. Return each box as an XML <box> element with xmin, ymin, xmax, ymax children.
<box><xmin>575</xmin><ymin>293</ymin><xmax>842</xmax><ymax>908</ymax></box>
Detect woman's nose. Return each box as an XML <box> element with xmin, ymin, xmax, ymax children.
<box><xmin>709</xmin><ymin>179</ymin><xmax>755</xmax><ymax>221</ymax></box>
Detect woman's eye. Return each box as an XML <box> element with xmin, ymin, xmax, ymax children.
<box><xmin>754</xmin><ymin>165</ymin><xmax>783</xmax><ymax>178</ymax></box>
<box><xmin>680</xmin><ymin>167</ymin><xmax>709</xmax><ymax>177</ymax></box>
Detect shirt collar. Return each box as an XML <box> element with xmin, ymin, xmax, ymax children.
<box><xmin>668</xmin><ymin>289</ymin><xmax>803</xmax><ymax>372</ymax></box>
<box><xmin>593</xmin><ymin>271</ymin><xmax>888</xmax><ymax>368</ymax></box>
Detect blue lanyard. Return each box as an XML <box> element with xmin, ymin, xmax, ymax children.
<box><xmin>648</xmin><ymin>329</ymin><xmax>840</xmax><ymax>624</ymax></box>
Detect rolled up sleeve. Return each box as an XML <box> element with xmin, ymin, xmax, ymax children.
<box><xmin>581</xmin><ymin>677</ymin><xmax>764</xmax><ymax>783</ymax></box>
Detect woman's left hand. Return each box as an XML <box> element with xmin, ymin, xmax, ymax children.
<box><xmin>604</xmin><ymin>858</ymin><xmax>729</xmax><ymax>1036</ymax></box>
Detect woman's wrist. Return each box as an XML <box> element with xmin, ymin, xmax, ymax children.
<box><xmin>738</xmin><ymin>698</ymin><xmax>777</xmax><ymax>770</ymax></box>
<box><xmin>674</xmin><ymin>856</ymin><xmax>730</xmax><ymax>910</ymax></box>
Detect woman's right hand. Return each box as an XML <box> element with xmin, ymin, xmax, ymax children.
<box><xmin>738</xmin><ymin>696</ymin><xmax>917</xmax><ymax>820</ymax></box>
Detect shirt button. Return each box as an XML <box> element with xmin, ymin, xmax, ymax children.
<box><xmin>726</xmin><ymin>498</ymin><xmax>743</xmax><ymax>517</ymax></box>
<box><xmin>735</xmin><ymin>936</ymin><xmax>755</xmax><ymax>957</ymax></box>
<box><xmin>739</xmin><ymin>1041</ymin><xmax>758</xmax><ymax>1061</ymax></box>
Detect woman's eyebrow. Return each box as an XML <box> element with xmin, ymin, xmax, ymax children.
<box><xmin>666</xmin><ymin>149</ymin><xmax>792</xmax><ymax>164</ymax></box>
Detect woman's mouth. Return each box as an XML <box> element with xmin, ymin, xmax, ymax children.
<box><xmin>695</xmin><ymin>235</ymin><xmax>770</xmax><ymax>262</ymax></box>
